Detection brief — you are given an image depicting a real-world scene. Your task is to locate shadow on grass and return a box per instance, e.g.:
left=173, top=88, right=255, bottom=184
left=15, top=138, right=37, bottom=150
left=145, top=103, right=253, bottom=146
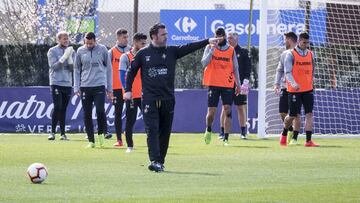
left=317, top=145, right=343, bottom=148
left=67, top=139, right=88, bottom=142
left=98, top=147, right=124, bottom=150
left=240, top=138, right=271, bottom=141
left=230, top=145, right=270, bottom=149
left=166, top=152, right=181, bottom=155
left=163, top=170, right=220, bottom=176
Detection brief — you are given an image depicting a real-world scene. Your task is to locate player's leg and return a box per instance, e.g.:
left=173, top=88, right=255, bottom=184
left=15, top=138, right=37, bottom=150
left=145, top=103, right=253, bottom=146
left=49, top=85, right=61, bottom=140
left=221, top=88, right=234, bottom=145
left=204, top=87, right=220, bottom=144
left=94, top=86, right=106, bottom=148
left=218, top=107, right=225, bottom=139
left=279, top=88, right=294, bottom=143
left=59, top=86, right=71, bottom=140
left=303, top=91, right=318, bottom=147
left=103, top=120, right=111, bottom=139
left=81, top=87, right=95, bottom=148
left=159, top=99, right=175, bottom=168
left=235, top=94, right=247, bottom=139
left=142, top=100, right=162, bottom=172
left=279, top=88, right=289, bottom=122
left=222, top=104, right=232, bottom=145
left=124, top=99, right=139, bottom=150
left=112, top=89, right=124, bottom=144
left=237, top=105, right=247, bottom=139
left=125, top=99, right=141, bottom=153
left=289, top=114, right=301, bottom=145
left=281, top=93, right=300, bottom=146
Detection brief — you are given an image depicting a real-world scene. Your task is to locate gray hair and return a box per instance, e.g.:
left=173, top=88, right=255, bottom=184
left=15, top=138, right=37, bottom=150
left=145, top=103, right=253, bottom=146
left=56, top=31, right=69, bottom=40
left=228, top=32, right=239, bottom=37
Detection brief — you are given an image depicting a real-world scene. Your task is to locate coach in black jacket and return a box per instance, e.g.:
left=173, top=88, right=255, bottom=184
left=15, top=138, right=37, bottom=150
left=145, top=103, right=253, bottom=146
left=124, top=23, right=220, bottom=172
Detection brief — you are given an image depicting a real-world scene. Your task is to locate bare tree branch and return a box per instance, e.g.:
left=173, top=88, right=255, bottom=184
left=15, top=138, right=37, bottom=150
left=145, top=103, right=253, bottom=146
left=0, top=0, right=95, bottom=45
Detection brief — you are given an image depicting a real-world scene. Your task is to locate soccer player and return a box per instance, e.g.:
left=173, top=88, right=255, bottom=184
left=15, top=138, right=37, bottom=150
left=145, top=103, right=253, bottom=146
left=218, top=32, right=251, bottom=140
left=119, top=32, right=147, bottom=153
left=108, top=28, right=131, bottom=147
left=74, top=32, right=113, bottom=148
left=274, top=32, right=301, bottom=146
left=282, top=32, right=319, bottom=147
left=47, top=31, right=75, bottom=141
left=202, top=27, right=241, bottom=146
left=124, top=23, right=220, bottom=172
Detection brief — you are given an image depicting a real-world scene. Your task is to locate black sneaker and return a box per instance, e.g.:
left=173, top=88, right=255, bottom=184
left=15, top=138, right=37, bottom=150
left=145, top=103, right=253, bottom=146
left=241, top=134, right=247, bottom=140
left=104, top=132, right=112, bottom=139
left=60, top=134, right=69, bottom=141
left=148, top=162, right=163, bottom=172
left=48, top=133, right=55, bottom=140
left=218, top=132, right=225, bottom=140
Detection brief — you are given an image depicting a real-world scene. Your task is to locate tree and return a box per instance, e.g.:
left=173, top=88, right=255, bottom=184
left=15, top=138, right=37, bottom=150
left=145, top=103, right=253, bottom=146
left=0, top=0, right=94, bottom=45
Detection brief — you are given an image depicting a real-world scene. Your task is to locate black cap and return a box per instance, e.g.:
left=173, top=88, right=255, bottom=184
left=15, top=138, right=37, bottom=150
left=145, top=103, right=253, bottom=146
left=284, top=31, right=297, bottom=42
left=215, top=27, right=226, bottom=36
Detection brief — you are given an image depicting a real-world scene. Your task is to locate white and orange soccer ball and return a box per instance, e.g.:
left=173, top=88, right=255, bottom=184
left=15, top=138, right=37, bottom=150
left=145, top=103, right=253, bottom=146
left=26, top=163, right=48, bottom=184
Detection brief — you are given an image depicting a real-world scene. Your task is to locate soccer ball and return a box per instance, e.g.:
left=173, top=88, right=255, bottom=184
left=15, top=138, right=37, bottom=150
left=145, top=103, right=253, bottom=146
left=26, top=163, right=48, bottom=184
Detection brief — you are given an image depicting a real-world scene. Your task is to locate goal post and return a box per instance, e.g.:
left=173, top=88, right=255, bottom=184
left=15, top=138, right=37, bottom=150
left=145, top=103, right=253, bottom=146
left=258, top=0, right=360, bottom=137
left=257, top=0, right=267, bottom=138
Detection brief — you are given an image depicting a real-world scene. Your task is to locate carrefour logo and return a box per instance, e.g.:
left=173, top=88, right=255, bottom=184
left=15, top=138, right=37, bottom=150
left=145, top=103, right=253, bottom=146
left=162, top=9, right=326, bottom=45
left=174, top=16, right=197, bottom=33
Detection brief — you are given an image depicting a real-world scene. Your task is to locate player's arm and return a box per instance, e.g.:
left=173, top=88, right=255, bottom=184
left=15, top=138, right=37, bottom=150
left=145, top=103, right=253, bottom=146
left=232, top=51, right=243, bottom=95
left=274, top=59, right=284, bottom=86
left=232, top=51, right=241, bottom=88
left=108, top=49, right=113, bottom=61
left=311, top=51, right=316, bottom=89
left=175, top=39, right=209, bottom=59
left=119, top=54, right=129, bottom=89
left=124, top=51, right=142, bottom=99
left=284, top=52, right=299, bottom=90
left=103, top=47, right=113, bottom=95
left=274, top=53, right=284, bottom=94
left=66, top=51, right=75, bottom=71
left=201, top=44, right=215, bottom=67
left=73, top=49, right=82, bottom=95
left=47, top=48, right=63, bottom=70
left=242, top=49, right=251, bottom=80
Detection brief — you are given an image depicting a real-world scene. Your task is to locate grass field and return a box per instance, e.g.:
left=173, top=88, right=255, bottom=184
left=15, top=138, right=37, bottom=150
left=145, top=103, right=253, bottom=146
left=1, top=133, right=360, bottom=203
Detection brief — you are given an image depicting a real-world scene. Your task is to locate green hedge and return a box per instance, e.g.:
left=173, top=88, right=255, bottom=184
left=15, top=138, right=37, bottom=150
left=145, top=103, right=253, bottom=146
left=0, top=44, right=50, bottom=86
left=0, top=44, right=259, bottom=88
left=1, top=44, right=359, bottom=89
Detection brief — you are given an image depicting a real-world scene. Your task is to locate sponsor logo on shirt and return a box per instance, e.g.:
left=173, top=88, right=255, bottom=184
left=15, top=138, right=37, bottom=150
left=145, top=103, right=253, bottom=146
left=148, top=67, right=168, bottom=78
left=295, top=61, right=311, bottom=66
left=212, top=55, right=230, bottom=62
left=91, top=62, right=100, bottom=67
left=144, top=105, right=150, bottom=114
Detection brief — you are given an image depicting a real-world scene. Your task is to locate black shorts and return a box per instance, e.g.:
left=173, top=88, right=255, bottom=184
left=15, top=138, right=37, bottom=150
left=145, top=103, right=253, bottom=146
left=208, top=86, right=233, bottom=107
left=233, top=94, right=247, bottom=106
left=279, top=88, right=289, bottom=113
left=288, top=90, right=314, bottom=117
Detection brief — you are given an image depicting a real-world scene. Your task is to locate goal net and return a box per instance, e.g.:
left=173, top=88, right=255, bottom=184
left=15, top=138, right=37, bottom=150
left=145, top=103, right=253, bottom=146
left=259, top=0, right=360, bottom=137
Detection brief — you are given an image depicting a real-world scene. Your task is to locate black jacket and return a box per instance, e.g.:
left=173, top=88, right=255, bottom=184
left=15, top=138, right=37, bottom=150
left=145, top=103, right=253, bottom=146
left=125, top=39, right=209, bottom=101
left=234, top=45, right=251, bottom=83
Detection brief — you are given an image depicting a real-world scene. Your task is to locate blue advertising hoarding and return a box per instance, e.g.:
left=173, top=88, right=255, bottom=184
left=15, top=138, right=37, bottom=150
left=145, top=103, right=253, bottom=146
left=0, top=88, right=258, bottom=134
left=160, top=9, right=326, bottom=46
left=0, top=88, right=359, bottom=135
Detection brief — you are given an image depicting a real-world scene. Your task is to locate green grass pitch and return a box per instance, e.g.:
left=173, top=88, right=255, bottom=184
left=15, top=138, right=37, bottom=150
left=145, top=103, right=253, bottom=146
left=1, top=133, right=360, bottom=203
